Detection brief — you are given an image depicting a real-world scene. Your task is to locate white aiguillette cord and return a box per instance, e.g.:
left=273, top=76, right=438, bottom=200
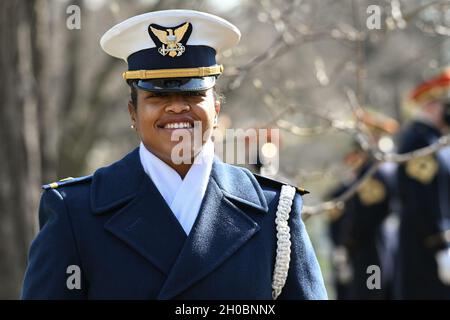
left=272, top=185, right=296, bottom=300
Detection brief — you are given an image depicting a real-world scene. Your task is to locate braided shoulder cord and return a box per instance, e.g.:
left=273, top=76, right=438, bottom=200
left=272, top=185, right=296, bottom=300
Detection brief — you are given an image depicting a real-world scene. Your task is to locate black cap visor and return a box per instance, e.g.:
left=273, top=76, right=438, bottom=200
left=134, top=76, right=216, bottom=93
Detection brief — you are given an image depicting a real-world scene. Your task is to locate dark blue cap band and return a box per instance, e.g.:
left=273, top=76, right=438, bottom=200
left=127, top=45, right=217, bottom=71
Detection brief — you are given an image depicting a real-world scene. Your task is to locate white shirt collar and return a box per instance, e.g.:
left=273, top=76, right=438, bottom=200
left=139, top=140, right=215, bottom=235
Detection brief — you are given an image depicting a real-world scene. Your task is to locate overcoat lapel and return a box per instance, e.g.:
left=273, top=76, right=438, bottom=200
left=90, top=148, right=187, bottom=275
left=91, top=149, right=269, bottom=299
left=157, top=160, right=268, bottom=299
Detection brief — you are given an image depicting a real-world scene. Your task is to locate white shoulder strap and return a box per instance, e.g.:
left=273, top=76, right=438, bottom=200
left=272, top=184, right=296, bottom=300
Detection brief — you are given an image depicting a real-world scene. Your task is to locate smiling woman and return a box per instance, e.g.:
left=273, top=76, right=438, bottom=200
left=21, top=9, right=327, bottom=300
left=127, top=83, right=219, bottom=178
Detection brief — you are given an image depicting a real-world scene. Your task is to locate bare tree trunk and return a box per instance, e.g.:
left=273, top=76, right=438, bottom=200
left=0, top=0, right=40, bottom=299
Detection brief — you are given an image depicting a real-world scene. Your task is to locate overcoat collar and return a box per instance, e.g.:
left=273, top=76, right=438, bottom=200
left=91, top=148, right=268, bottom=214
left=90, top=148, right=268, bottom=299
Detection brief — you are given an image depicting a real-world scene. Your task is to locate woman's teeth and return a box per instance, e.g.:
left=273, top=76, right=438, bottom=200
left=163, top=122, right=193, bottom=129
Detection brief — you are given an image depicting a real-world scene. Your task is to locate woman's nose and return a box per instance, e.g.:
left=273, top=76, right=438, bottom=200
left=164, top=95, right=191, bottom=113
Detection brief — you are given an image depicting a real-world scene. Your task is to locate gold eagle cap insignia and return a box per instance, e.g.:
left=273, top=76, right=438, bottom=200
left=149, top=22, right=191, bottom=57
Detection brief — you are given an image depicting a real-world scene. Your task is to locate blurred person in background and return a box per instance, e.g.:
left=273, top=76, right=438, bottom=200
left=395, top=68, right=450, bottom=299
left=327, top=111, right=399, bottom=300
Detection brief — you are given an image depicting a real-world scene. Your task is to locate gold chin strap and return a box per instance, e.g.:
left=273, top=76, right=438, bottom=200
left=122, top=64, right=224, bottom=80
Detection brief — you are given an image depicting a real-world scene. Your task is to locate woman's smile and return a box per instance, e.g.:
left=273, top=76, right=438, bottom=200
left=156, top=116, right=196, bottom=132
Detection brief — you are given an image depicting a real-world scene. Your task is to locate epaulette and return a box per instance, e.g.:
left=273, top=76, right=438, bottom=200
left=42, top=175, right=92, bottom=190
left=253, top=173, right=310, bottom=195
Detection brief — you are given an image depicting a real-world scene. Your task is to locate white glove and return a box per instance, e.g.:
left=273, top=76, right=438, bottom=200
left=332, top=246, right=353, bottom=284
left=436, top=248, right=450, bottom=285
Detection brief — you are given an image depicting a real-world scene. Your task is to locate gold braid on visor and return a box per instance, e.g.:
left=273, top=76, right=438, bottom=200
left=122, top=64, right=224, bottom=80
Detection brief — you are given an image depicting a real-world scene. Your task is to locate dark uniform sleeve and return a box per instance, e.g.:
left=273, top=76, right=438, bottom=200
left=343, top=175, right=391, bottom=252
left=397, top=123, right=450, bottom=253
left=278, top=193, right=328, bottom=299
left=21, top=189, right=87, bottom=299
left=398, top=153, right=450, bottom=252
left=325, top=184, right=348, bottom=247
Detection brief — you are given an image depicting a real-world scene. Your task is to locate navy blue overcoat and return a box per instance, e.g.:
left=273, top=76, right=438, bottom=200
left=22, top=148, right=327, bottom=299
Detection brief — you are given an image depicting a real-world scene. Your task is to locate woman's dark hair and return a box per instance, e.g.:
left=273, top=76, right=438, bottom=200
left=127, top=80, right=138, bottom=107
left=127, top=79, right=224, bottom=108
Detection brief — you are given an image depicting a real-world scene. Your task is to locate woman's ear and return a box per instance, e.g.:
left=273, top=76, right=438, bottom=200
left=128, top=101, right=137, bottom=128
left=214, top=98, right=221, bottom=117
left=214, top=99, right=221, bottom=128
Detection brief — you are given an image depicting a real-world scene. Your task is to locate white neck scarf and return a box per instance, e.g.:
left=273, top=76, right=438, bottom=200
left=139, top=140, right=215, bottom=235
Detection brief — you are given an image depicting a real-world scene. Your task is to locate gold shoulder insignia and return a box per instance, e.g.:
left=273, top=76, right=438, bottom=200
left=357, top=177, right=386, bottom=206
left=253, top=173, right=309, bottom=195
left=406, top=155, right=438, bottom=184
left=296, top=187, right=309, bottom=195
left=46, top=177, right=74, bottom=189
left=42, top=175, right=92, bottom=190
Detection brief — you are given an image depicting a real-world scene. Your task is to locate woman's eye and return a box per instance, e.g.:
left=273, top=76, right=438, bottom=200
left=146, top=92, right=167, bottom=98
left=184, top=91, right=206, bottom=97
left=143, top=91, right=206, bottom=99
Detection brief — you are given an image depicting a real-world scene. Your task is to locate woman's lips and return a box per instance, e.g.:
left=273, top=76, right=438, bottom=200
left=156, top=117, right=196, bottom=130
left=156, top=118, right=201, bottom=136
